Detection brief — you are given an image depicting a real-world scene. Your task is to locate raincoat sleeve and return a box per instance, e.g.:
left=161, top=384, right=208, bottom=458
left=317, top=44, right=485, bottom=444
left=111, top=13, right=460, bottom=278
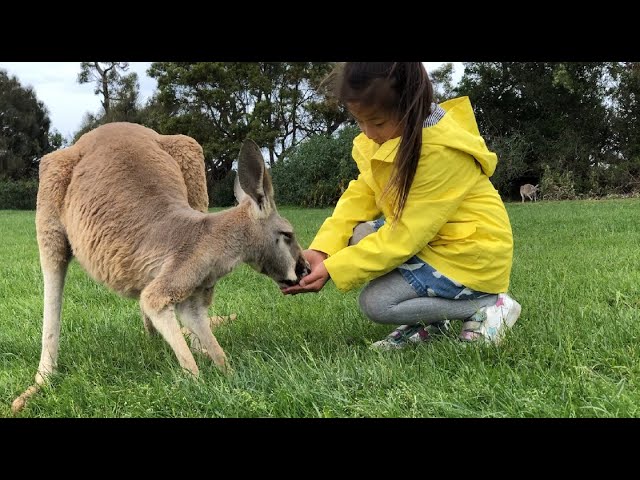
left=308, top=173, right=381, bottom=256
left=324, top=148, right=480, bottom=292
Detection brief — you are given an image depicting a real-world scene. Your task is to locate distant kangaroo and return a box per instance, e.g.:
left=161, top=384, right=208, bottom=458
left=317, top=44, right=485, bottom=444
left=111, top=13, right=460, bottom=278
left=520, top=184, right=539, bottom=203
left=12, top=122, right=309, bottom=414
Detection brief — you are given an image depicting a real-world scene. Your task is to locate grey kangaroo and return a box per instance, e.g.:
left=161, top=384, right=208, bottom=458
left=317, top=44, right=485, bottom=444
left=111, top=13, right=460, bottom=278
left=520, top=183, right=539, bottom=203
left=12, top=122, right=309, bottom=413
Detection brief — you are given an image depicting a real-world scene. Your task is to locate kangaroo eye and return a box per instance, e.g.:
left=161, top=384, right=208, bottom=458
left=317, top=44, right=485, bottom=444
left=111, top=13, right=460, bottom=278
left=279, top=231, right=293, bottom=244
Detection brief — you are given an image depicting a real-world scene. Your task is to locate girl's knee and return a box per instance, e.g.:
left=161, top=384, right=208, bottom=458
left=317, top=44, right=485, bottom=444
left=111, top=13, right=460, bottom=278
left=349, top=221, right=375, bottom=246
left=358, top=287, right=390, bottom=324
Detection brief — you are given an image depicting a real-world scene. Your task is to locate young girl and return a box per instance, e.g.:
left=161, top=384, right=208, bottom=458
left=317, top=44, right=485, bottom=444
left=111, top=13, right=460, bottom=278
left=281, top=62, right=521, bottom=348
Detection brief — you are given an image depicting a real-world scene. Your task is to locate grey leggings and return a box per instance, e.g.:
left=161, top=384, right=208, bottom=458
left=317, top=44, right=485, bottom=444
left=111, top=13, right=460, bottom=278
left=350, top=222, right=497, bottom=326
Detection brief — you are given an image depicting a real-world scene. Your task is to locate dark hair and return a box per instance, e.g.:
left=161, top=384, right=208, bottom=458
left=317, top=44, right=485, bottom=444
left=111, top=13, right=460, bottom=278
left=323, top=62, right=434, bottom=221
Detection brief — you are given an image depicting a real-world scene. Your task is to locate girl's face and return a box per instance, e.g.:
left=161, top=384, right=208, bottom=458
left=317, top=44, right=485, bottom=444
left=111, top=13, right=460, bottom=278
left=347, top=102, right=402, bottom=145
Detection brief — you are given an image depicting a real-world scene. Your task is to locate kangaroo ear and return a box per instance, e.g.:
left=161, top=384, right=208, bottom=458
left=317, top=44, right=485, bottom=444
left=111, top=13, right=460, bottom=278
left=235, top=139, right=270, bottom=212
left=262, top=164, right=274, bottom=199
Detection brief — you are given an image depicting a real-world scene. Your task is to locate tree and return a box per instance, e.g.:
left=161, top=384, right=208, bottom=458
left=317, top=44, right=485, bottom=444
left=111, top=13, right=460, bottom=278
left=104, top=71, right=141, bottom=122
left=48, top=129, right=66, bottom=150
left=0, top=69, right=53, bottom=179
left=429, top=62, right=457, bottom=103
left=77, top=62, right=132, bottom=115
left=145, top=62, right=348, bottom=189
left=607, top=62, right=640, bottom=193
left=456, top=62, right=614, bottom=197
left=247, top=62, right=348, bottom=164
left=74, top=63, right=142, bottom=141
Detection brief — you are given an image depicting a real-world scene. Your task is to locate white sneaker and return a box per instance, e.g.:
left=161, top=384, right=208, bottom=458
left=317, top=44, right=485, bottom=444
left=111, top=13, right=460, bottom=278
left=459, top=293, right=521, bottom=345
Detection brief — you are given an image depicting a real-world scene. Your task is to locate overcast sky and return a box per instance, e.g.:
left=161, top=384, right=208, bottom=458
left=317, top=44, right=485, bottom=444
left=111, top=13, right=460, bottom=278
left=0, top=62, right=463, bottom=142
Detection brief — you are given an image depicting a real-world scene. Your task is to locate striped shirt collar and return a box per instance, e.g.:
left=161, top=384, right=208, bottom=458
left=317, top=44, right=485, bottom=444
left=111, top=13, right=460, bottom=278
left=423, top=103, right=445, bottom=128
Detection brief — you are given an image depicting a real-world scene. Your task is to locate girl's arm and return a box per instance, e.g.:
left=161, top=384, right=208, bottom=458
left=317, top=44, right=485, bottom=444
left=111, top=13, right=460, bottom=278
left=280, top=173, right=380, bottom=295
left=308, top=173, right=381, bottom=257
left=324, top=148, right=480, bottom=292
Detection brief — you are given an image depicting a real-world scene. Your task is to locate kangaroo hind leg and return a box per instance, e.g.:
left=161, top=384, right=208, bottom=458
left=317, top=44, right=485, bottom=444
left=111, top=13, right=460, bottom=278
left=12, top=223, right=71, bottom=414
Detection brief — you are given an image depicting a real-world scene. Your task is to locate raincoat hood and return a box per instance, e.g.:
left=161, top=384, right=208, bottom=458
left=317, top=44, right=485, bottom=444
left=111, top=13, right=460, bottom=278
left=428, top=96, right=497, bottom=177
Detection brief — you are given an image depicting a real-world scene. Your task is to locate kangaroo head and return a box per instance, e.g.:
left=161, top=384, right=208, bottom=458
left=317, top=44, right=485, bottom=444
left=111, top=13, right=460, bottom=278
left=234, top=139, right=310, bottom=287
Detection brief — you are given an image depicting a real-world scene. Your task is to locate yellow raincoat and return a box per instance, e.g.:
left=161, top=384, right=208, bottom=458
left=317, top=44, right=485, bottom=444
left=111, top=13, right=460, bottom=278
left=308, top=96, right=513, bottom=294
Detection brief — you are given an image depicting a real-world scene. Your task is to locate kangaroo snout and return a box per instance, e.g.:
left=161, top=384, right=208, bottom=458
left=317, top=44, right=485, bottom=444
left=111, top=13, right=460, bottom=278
left=282, top=256, right=311, bottom=287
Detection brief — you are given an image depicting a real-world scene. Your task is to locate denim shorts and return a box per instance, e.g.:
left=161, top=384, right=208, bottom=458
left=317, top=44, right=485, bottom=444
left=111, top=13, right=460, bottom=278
left=371, top=218, right=489, bottom=300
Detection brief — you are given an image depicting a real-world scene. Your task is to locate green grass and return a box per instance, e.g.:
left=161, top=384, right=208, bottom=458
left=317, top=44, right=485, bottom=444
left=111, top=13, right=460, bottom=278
left=2, top=199, right=640, bottom=417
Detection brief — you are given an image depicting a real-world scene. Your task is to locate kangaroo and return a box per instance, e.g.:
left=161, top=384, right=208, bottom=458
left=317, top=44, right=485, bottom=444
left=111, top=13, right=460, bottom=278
left=12, top=122, right=309, bottom=414
left=520, top=183, right=539, bottom=203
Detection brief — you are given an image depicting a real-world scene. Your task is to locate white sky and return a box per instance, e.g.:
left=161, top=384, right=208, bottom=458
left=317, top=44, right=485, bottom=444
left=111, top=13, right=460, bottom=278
left=0, top=62, right=157, bottom=141
left=0, top=62, right=463, bottom=142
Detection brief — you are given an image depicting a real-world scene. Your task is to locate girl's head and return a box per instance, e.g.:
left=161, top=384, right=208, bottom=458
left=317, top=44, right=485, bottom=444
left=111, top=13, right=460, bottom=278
left=325, top=62, right=434, bottom=220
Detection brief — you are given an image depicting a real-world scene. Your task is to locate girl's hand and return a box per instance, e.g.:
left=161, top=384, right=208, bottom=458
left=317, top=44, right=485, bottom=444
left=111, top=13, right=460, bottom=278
left=281, top=249, right=330, bottom=295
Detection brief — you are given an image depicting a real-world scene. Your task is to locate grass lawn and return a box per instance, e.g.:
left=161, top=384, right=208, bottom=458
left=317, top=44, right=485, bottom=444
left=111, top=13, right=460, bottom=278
left=1, top=199, right=640, bottom=417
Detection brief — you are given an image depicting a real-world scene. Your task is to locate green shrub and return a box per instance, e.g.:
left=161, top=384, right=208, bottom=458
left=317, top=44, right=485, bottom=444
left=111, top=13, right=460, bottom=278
left=0, top=179, right=38, bottom=209
left=540, top=164, right=577, bottom=200
left=271, top=125, right=360, bottom=207
left=586, top=156, right=640, bottom=197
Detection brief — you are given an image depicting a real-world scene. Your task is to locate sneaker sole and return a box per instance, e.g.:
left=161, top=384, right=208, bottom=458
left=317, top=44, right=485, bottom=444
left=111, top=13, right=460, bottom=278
left=370, top=341, right=406, bottom=350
